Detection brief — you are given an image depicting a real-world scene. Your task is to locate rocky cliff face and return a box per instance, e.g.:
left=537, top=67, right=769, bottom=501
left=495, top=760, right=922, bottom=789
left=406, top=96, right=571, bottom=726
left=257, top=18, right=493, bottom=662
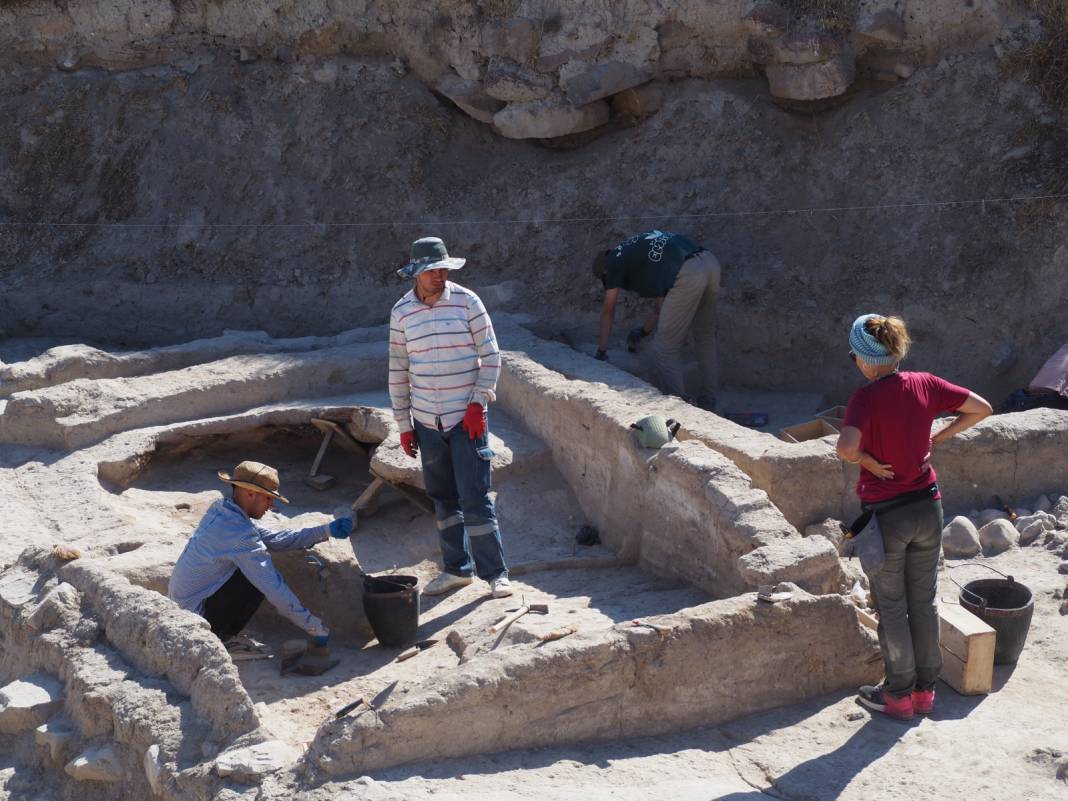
left=1, top=0, right=1065, bottom=402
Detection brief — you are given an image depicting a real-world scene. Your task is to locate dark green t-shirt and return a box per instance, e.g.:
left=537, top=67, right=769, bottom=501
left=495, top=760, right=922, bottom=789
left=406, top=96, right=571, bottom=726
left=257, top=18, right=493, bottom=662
left=601, top=231, right=703, bottom=298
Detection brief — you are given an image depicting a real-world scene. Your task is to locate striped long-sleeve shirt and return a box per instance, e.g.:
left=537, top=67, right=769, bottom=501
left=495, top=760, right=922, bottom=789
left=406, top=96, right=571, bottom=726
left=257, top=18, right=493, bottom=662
left=168, top=498, right=330, bottom=637
left=389, top=281, right=500, bottom=433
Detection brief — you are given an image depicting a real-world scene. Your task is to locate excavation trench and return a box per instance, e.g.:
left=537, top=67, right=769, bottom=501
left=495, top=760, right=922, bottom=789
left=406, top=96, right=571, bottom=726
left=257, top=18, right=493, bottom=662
left=17, top=321, right=1067, bottom=789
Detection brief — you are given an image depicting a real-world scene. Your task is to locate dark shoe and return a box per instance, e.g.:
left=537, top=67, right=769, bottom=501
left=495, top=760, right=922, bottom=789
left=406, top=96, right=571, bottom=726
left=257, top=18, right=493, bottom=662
left=857, top=684, right=914, bottom=721
left=912, top=688, right=935, bottom=715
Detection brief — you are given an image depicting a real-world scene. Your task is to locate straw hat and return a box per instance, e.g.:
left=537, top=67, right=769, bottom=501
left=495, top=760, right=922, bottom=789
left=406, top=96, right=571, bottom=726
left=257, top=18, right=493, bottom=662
left=217, top=461, right=289, bottom=503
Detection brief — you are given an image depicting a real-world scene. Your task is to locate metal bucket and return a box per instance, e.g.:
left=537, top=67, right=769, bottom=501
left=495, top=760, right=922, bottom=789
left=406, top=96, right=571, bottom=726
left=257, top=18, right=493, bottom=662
left=958, top=575, right=1034, bottom=666
left=362, top=574, right=419, bottom=648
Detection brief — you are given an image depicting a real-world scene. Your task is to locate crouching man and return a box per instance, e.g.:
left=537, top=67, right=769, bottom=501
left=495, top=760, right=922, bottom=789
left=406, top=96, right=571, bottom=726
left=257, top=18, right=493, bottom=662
left=168, top=460, right=352, bottom=663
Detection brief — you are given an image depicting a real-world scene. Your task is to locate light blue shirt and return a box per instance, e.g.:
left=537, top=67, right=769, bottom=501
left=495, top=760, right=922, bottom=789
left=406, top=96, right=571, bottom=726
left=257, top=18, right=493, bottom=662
left=168, top=498, right=330, bottom=637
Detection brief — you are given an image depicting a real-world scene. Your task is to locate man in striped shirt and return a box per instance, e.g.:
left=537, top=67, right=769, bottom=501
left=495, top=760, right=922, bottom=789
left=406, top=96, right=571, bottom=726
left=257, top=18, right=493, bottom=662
left=389, top=237, right=512, bottom=598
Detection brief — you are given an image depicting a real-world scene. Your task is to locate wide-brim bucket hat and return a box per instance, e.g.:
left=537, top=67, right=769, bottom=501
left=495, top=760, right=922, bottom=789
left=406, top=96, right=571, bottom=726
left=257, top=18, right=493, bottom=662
left=396, top=236, right=466, bottom=279
left=218, top=460, right=289, bottom=503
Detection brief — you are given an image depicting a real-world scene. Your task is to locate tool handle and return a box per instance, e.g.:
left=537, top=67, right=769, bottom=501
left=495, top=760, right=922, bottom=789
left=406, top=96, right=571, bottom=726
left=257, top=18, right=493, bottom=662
left=490, top=606, right=529, bottom=633
left=396, top=646, right=420, bottom=662
left=335, top=698, right=365, bottom=719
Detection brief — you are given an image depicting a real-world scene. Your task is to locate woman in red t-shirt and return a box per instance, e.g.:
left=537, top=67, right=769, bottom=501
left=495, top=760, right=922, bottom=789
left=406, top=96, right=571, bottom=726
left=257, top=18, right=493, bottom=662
left=836, top=313, right=992, bottom=721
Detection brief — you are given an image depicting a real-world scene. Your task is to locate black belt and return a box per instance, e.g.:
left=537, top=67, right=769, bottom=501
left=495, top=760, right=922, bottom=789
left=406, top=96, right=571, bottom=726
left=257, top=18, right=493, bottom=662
left=847, top=483, right=938, bottom=536
left=682, top=248, right=707, bottom=262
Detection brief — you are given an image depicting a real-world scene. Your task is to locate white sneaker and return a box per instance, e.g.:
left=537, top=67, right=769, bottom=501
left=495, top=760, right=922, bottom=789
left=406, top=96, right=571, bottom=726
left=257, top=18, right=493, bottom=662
left=423, top=572, right=474, bottom=596
left=490, top=575, right=513, bottom=599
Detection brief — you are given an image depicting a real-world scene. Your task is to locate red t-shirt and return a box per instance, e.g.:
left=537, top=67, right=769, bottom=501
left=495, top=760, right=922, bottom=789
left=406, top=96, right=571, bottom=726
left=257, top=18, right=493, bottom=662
left=843, top=371, right=970, bottom=503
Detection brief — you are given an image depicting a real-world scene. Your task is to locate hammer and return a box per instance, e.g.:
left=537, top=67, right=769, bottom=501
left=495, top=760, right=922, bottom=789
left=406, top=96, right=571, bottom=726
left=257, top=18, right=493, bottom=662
left=490, top=602, right=549, bottom=633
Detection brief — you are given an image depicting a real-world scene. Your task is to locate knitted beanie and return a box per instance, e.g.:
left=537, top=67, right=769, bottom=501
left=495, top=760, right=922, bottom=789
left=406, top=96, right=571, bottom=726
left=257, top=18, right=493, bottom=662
left=849, top=314, right=898, bottom=366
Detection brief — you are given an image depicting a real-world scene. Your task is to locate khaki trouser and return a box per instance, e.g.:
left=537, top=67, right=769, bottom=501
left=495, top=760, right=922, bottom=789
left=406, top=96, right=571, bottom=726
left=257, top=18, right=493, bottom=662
left=650, top=250, right=721, bottom=403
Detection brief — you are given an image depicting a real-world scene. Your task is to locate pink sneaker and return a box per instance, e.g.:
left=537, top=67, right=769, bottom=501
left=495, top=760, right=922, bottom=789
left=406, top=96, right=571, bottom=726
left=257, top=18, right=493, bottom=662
left=857, top=685, right=914, bottom=721
left=912, top=688, right=935, bottom=715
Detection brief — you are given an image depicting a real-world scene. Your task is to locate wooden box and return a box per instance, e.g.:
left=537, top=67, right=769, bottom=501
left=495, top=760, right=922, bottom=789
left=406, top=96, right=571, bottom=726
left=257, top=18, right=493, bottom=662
left=939, top=603, right=996, bottom=695
left=816, top=404, right=848, bottom=430
left=778, top=419, right=839, bottom=443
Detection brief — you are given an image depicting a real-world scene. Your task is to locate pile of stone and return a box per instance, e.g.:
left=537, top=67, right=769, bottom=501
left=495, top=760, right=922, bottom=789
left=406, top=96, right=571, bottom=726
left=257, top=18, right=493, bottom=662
left=943, top=493, right=1068, bottom=562
left=432, top=3, right=919, bottom=138
left=745, top=3, right=912, bottom=103
left=434, top=16, right=663, bottom=141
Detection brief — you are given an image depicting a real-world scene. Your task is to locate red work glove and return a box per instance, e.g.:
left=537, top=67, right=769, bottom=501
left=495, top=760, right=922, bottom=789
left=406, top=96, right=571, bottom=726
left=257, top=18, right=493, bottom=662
left=462, top=402, right=486, bottom=440
left=400, top=430, right=418, bottom=458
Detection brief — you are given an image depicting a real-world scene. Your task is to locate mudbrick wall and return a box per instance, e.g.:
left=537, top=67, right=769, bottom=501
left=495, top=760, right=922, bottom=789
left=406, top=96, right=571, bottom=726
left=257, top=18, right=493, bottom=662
left=2, top=0, right=1066, bottom=403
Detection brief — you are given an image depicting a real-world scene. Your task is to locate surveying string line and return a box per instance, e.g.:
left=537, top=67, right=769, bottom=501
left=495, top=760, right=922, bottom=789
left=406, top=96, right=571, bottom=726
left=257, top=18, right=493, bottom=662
left=0, top=192, right=1066, bottom=230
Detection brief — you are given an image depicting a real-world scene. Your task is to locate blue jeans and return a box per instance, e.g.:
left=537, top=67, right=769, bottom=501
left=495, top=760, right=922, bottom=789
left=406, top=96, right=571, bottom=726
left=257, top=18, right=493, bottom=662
left=414, top=419, right=507, bottom=580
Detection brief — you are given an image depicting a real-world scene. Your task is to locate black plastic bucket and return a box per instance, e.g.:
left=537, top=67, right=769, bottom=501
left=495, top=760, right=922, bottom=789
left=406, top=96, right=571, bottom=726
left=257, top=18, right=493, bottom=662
left=958, top=578, right=1034, bottom=665
left=362, top=574, right=419, bottom=648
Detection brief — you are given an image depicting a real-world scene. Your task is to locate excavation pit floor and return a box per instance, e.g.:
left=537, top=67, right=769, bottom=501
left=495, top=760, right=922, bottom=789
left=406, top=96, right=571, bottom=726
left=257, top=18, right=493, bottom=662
left=237, top=560, right=710, bottom=748
left=117, top=410, right=711, bottom=749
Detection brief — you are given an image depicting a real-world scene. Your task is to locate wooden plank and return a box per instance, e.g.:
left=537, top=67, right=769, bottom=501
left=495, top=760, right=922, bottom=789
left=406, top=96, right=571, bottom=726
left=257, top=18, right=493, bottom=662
left=368, top=467, right=436, bottom=515
left=311, top=418, right=369, bottom=455
left=939, top=603, right=995, bottom=660
left=939, top=603, right=995, bottom=695
left=353, top=477, right=386, bottom=515
left=940, top=647, right=992, bottom=695
left=308, top=428, right=333, bottom=477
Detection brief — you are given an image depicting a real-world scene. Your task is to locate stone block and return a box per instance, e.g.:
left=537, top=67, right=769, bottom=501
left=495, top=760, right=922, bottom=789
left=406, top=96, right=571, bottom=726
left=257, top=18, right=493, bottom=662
left=492, top=97, right=609, bottom=140
left=435, top=73, right=505, bottom=124
left=610, top=83, right=664, bottom=119
left=1015, top=511, right=1055, bottom=533
left=0, top=567, right=49, bottom=611
left=979, top=519, right=1018, bottom=555
left=484, top=58, right=553, bottom=103
left=35, top=717, right=75, bottom=762
left=856, top=9, right=906, bottom=45
left=1019, top=519, right=1047, bottom=547
left=65, top=744, right=122, bottom=782
left=804, top=517, right=845, bottom=550
left=561, top=60, right=652, bottom=106
left=1035, top=493, right=1052, bottom=512
left=0, top=673, right=65, bottom=734
left=735, top=536, right=839, bottom=595
left=1053, top=495, right=1068, bottom=519
left=656, top=20, right=697, bottom=52
left=765, top=51, right=855, bottom=101
left=943, top=516, right=981, bottom=558
left=482, top=17, right=541, bottom=64
left=771, top=30, right=845, bottom=65
left=216, top=740, right=301, bottom=784
left=26, top=581, right=82, bottom=632
left=743, top=2, right=791, bottom=36
left=977, top=508, right=1010, bottom=526
left=535, top=38, right=609, bottom=73
left=657, top=24, right=713, bottom=78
